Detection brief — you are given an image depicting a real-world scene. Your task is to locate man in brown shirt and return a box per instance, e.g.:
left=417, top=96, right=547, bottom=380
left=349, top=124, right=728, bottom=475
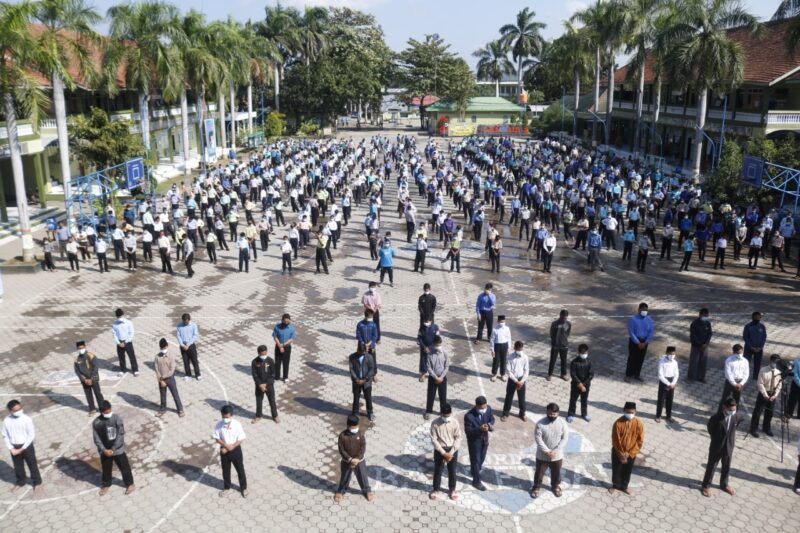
left=334, top=415, right=374, bottom=503
left=154, top=339, right=184, bottom=417
left=610, top=401, right=644, bottom=496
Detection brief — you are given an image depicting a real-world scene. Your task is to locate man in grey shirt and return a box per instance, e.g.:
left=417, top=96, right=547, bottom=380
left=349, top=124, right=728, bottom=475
left=532, top=402, right=569, bottom=498
left=424, top=336, right=449, bottom=420
left=92, top=400, right=135, bottom=495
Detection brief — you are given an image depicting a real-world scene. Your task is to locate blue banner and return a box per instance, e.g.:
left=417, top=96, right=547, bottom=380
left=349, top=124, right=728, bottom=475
left=125, top=158, right=145, bottom=190
left=741, top=155, right=763, bottom=188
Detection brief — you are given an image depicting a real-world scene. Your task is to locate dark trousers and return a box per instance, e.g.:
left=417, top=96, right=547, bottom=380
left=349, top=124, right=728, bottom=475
left=10, top=444, right=42, bottom=486
left=97, top=252, right=109, bottom=272
left=533, top=458, right=562, bottom=490
left=255, top=385, right=278, bottom=419
left=379, top=266, right=393, bottom=283
left=282, top=253, right=292, bottom=272
left=425, top=377, right=447, bottom=413
left=622, top=241, right=633, bottom=260
left=660, top=237, right=672, bottom=259
left=274, top=345, right=291, bottom=380
left=207, top=243, right=217, bottom=263
left=414, top=250, right=427, bottom=272
left=221, top=446, right=247, bottom=491
left=502, top=380, right=526, bottom=417
left=785, top=381, right=800, bottom=418
left=159, top=248, right=173, bottom=273
left=433, top=448, right=457, bottom=492
left=714, top=248, right=725, bottom=268
left=315, top=249, right=328, bottom=273
left=626, top=340, right=648, bottom=378
left=549, top=347, right=567, bottom=376
left=568, top=382, right=590, bottom=417
left=352, top=383, right=373, bottom=417
left=116, top=342, right=138, bottom=373
left=656, top=382, right=675, bottom=418
left=679, top=251, right=692, bottom=270
left=750, top=394, right=776, bottom=433
left=702, top=448, right=732, bottom=488
left=337, top=459, right=371, bottom=494
left=467, top=437, right=488, bottom=484
left=744, top=348, right=763, bottom=380
left=477, top=310, right=493, bottom=341
left=82, top=380, right=104, bottom=411
left=68, top=253, right=80, bottom=271
left=127, top=252, right=137, bottom=269
left=720, top=381, right=743, bottom=409
left=184, top=253, right=194, bottom=277
left=491, top=343, right=508, bottom=376
left=159, top=376, right=183, bottom=412
left=143, top=242, right=152, bottom=262
left=611, top=452, right=635, bottom=490
left=180, top=344, right=200, bottom=378
left=373, top=310, right=381, bottom=342
left=636, top=250, right=648, bottom=271
left=238, top=251, right=249, bottom=272
left=688, top=345, right=708, bottom=381
left=101, top=452, right=134, bottom=488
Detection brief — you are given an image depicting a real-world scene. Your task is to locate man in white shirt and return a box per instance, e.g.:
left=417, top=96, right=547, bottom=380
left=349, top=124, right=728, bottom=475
left=66, top=237, right=80, bottom=271
left=95, top=237, right=109, bottom=273
left=721, top=344, right=749, bottom=408
left=714, top=236, right=727, bottom=270
left=213, top=405, right=247, bottom=498
left=3, top=400, right=42, bottom=491
left=542, top=232, right=557, bottom=273
left=111, top=308, right=139, bottom=376
left=157, top=232, right=173, bottom=274
left=413, top=235, right=428, bottom=273
left=489, top=315, right=512, bottom=382
left=183, top=237, right=195, bottom=278
left=280, top=235, right=293, bottom=274
left=602, top=214, right=618, bottom=250
left=123, top=231, right=137, bottom=270
left=502, top=341, right=529, bottom=421
left=655, top=347, right=679, bottom=423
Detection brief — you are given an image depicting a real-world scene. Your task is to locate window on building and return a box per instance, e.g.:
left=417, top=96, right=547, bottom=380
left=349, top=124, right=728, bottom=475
left=735, top=88, right=763, bottom=112
left=471, top=115, right=477, bottom=123
left=768, top=88, right=789, bottom=110
left=668, top=87, right=685, bottom=106
left=502, top=115, right=509, bottom=124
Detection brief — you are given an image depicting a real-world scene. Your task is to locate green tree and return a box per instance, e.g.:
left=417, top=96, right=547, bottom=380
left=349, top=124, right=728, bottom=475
left=473, top=39, right=516, bottom=98
left=441, top=58, right=475, bottom=121
left=257, top=4, right=300, bottom=112
left=68, top=107, right=145, bottom=174
left=500, top=7, right=546, bottom=97
left=265, top=111, right=285, bottom=138
left=662, top=0, right=762, bottom=176
left=531, top=102, right=571, bottom=133
left=774, top=0, right=800, bottom=54
left=558, top=22, right=594, bottom=136
left=398, top=34, right=456, bottom=127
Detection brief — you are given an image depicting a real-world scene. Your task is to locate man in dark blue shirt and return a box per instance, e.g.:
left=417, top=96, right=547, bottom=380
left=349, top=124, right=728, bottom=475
left=742, top=312, right=767, bottom=380
left=356, top=310, right=380, bottom=377
left=464, top=396, right=495, bottom=491
left=626, top=303, right=655, bottom=382
left=474, top=283, right=496, bottom=344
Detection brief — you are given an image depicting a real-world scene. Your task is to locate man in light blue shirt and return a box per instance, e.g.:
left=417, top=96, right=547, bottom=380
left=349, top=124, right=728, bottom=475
left=111, top=308, right=138, bottom=376
left=626, top=303, right=654, bottom=382
left=176, top=313, right=201, bottom=381
left=474, top=283, right=496, bottom=344
left=271, top=314, right=296, bottom=382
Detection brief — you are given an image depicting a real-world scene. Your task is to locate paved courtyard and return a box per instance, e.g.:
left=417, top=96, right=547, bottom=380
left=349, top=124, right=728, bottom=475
left=0, top=129, right=798, bottom=533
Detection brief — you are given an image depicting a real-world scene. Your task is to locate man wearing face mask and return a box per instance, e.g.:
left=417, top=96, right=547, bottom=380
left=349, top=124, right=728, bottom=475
left=625, top=303, right=654, bottom=383
left=464, top=396, right=495, bottom=491
left=93, top=401, right=135, bottom=495
left=474, top=283, right=496, bottom=345
left=251, top=345, right=279, bottom=424
left=489, top=315, right=511, bottom=383
left=429, top=403, right=462, bottom=501
left=567, top=344, right=594, bottom=423
left=361, top=282, right=383, bottom=344
left=655, top=347, right=679, bottom=423
left=154, top=338, right=185, bottom=418
left=687, top=308, right=713, bottom=383
left=213, top=405, right=247, bottom=498
left=701, top=397, right=742, bottom=497
left=721, top=344, right=749, bottom=409
left=2, top=400, right=43, bottom=492
left=502, top=341, right=529, bottom=421
left=111, top=308, right=139, bottom=377
left=418, top=283, right=437, bottom=328
left=271, top=314, right=296, bottom=382
left=417, top=317, right=440, bottom=382
left=609, top=401, right=644, bottom=496
left=749, top=354, right=783, bottom=438
left=742, top=312, right=767, bottom=380
left=334, top=415, right=374, bottom=503
left=532, top=403, right=569, bottom=498
left=548, top=309, right=572, bottom=381
left=356, top=310, right=380, bottom=382
left=73, top=340, right=104, bottom=416
left=424, top=336, right=450, bottom=421
left=349, top=343, right=375, bottom=422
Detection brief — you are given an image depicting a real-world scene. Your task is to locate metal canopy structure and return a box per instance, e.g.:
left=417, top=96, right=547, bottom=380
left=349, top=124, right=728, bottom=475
left=761, top=160, right=800, bottom=210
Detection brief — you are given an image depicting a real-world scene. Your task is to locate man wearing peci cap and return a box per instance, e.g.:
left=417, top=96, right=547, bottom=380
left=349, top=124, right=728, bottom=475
left=464, top=396, right=495, bottom=491
left=625, top=303, right=654, bottom=382
left=251, top=345, right=279, bottom=424
left=334, top=415, right=374, bottom=503
left=93, top=401, right=135, bottom=495
left=609, top=401, right=644, bottom=496
left=154, top=338, right=185, bottom=418
left=701, top=397, right=743, bottom=497
left=73, top=340, right=104, bottom=416
left=429, top=403, right=462, bottom=501
left=532, top=403, right=569, bottom=498
left=349, top=343, right=375, bottom=422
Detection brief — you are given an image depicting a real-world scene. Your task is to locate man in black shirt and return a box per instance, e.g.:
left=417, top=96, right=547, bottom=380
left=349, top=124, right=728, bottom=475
left=687, top=308, right=713, bottom=383
left=251, top=345, right=279, bottom=424
left=349, top=343, right=376, bottom=422
left=567, top=344, right=594, bottom=423
left=92, top=401, right=135, bottom=495
left=418, top=283, right=437, bottom=328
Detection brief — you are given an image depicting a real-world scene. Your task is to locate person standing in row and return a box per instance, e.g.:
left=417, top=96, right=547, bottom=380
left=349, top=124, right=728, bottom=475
left=236, top=233, right=250, bottom=273
left=501, top=341, right=528, bottom=421
left=111, top=308, right=138, bottom=377
left=183, top=236, right=195, bottom=278
left=334, top=415, right=374, bottom=503
left=567, top=344, right=593, bottom=423
left=429, top=403, right=461, bottom=501
left=424, top=336, right=449, bottom=420
left=74, top=340, right=104, bottom=416
left=177, top=314, right=201, bottom=381
left=362, top=282, right=382, bottom=344
left=157, top=232, right=173, bottom=274
left=95, top=237, right=109, bottom=273
left=349, top=343, right=375, bottom=422
left=93, top=401, right=135, bottom=496
left=205, top=230, right=217, bottom=264
left=3, top=400, right=43, bottom=492
left=154, top=339, right=185, bottom=418
left=749, top=354, right=783, bottom=438
left=315, top=228, right=330, bottom=275
left=721, top=344, right=749, bottom=408
left=280, top=235, right=292, bottom=274
left=609, top=401, right=644, bottom=496
left=418, top=283, right=437, bottom=327
left=742, top=312, right=767, bottom=380
left=417, top=317, right=440, bottom=382
left=625, top=303, right=654, bottom=382
left=251, top=345, right=279, bottom=424
left=687, top=308, right=712, bottom=383
left=548, top=309, right=571, bottom=381
left=213, top=405, right=248, bottom=498
left=356, top=310, right=379, bottom=383
left=532, top=403, right=568, bottom=499
left=655, top=347, right=679, bottom=423
left=376, top=240, right=394, bottom=286
left=272, top=314, right=296, bottom=382
left=464, top=396, right=494, bottom=491
left=701, top=397, right=742, bottom=497
left=474, top=283, right=496, bottom=344
left=489, top=315, right=511, bottom=382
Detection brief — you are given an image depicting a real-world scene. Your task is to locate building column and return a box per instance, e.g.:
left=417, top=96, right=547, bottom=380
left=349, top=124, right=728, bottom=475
left=33, top=152, right=47, bottom=208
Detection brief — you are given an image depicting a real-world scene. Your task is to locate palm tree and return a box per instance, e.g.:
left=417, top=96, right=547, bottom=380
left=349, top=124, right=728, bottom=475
left=240, top=22, right=279, bottom=134
left=297, top=6, right=328, bottom=67
left=208, top=19, right=248, bottom=155
left=33, top=0, right=100, bottom=222
left=774, top=0, right=800, bottom=54
left=105, top=1, right=185, bottom=164
left=473, top=40, right=516, bottom=98
left=257, top=5, right=300, bottom=112
left=560, top=22, right=594, bottom=136
left=662, top=0, right=762, bottom=175
left=500, top=7, right=546, bottom=100
left=0, top=1, right=49, bottom=262
left=571, top=2, right=606, bottom=144
left=648, top=4, right=681, bottom=157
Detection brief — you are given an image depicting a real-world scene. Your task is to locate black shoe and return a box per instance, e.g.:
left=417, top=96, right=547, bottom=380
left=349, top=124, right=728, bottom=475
left=763, top=429, right=774, bottom=437
left=749, top=430, right=759, bottom=438
left=473, top=482, right=487, bottom=491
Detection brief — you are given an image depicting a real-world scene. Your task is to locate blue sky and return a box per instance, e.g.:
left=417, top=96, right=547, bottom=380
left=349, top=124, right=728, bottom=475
left=41, top=0, right=785, bottom=67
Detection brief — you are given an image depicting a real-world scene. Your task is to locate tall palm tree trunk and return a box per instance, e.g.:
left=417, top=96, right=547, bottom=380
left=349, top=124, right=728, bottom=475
left=139, top=91, right=151, bottom=161
left=247, top=82, right=253, bottom=132
left=229, top=81, right=236, bottom=153
left=592, top=46, right=600, bottom=144
left=180, top=87, right=190, bottom=175
left=633, top=61, right=645, bottom=156
left=650, top=78, right=662, bottom=157
left=605, top=58, right=614, bottom=146
left=573, top=69, right=580, bottom=137
left=52, top=73, right=72, bottom=223
left=197, top=86, right=206, bottom=171
left=495, top=79, right=499, bottom=98
left=273, top=65, right=280, bottom=112
left=518, top=56, right=523, bottom=101
left=692, top=88, right=708, bottom=176
left=3, top=93, right=33, bottom=262
left=218, top=90, right=227, bottom=156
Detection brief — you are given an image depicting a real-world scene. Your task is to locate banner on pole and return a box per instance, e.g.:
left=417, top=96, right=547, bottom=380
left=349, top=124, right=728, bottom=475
left=741, top=155, right=763, bottom=188
left=204, top=118, right=217, bottom=163
left=125, top=158, right=145, bottom=190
